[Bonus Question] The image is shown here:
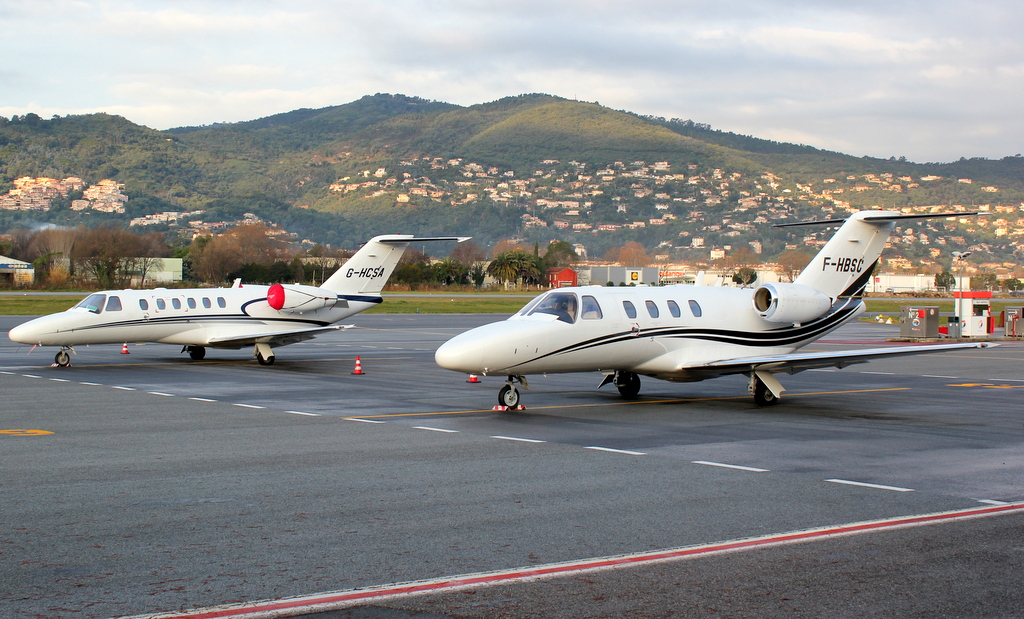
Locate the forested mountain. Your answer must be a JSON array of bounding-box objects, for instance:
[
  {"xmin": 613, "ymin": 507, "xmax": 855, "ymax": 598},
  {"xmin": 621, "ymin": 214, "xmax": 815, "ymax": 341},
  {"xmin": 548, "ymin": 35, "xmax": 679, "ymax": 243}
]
[{"xmin": 2, "ymin": 93, "xmax": 1023, "ymax": 268}]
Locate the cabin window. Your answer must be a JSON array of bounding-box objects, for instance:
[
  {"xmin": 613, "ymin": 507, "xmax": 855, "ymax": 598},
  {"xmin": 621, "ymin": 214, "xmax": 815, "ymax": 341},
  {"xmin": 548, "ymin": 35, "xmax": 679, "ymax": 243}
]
[
  {"xmin": 105, "ymin": 296, "xmax": 122, "ymax": 312},
  {"xmin": 75, "ymin": 294, "xmax": 106, "ymax": 314},
  {"xmin": 645, "ymin": 300, "xmax": 659, "ymax": 318},
  {"xmin": 139, "ymin": 299, "xmax": 149, "ymax": 311},
  {"xmin": 622, "ymin": 300, "xmax": 637, "ymax": 319},
  {"xmin": 202, "ymin": 297, "xmax": 212, "ymax": 309},
  {"xmin": 580, "ymin": 295, "xmax": 603, "ymax": 319},
  {"xmin": 688, "ymin": 300, "xmax": 703, "ymax": 317},
  {"xmin": 156, "ymin": 298, "xmax": 166, "ymax": 311},
  {"xmin": 171, "ymin": 298, "xmax": 182, "ymax": 310},
  {"xmin": 527, "ymin": 291, "xmax": 578, "ymax": 324},
  {"xmin": 187, "ymin": 298, "xmax": 197, "ymax": 310},
  {"xmin": 667, "ymin": 300, "xmax": 681, "ymax": 318},
  {"xmin": 217, "ymin": 297, "xmax": 227, "ymax": 308}
]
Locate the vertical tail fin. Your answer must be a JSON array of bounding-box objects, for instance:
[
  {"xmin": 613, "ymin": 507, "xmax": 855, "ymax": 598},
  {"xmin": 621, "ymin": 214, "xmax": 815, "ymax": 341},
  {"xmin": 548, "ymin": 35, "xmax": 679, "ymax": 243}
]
[
  {"xmin": 784, "ymin": 210, "xmax": 974, "ymax": 298},
  {"xmin": 321, "ymin": 235, "xmax": 469, "ymax": 295}
]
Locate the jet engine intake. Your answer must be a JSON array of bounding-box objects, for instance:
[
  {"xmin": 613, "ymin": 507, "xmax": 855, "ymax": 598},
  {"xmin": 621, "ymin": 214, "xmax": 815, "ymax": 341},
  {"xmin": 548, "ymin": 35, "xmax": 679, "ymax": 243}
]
[
  {"xmin": 267, "ymin": 283, "xmax": 337, "ymax": 312},
  {"xmin": 751, "ymin": 283, "xmax": 831, "ymax": 324}
]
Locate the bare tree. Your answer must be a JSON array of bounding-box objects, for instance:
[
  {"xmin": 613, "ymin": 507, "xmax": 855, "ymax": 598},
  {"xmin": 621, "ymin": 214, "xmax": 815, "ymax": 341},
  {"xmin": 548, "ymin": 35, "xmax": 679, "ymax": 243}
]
[{"xmin": 72, "ymin": 227, "xmax": 153, "ymax": 288}]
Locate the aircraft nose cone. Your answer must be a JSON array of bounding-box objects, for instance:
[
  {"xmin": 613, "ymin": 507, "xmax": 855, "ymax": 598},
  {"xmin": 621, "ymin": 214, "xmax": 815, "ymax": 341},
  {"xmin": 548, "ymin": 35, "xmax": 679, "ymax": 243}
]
[
  {"xmin": 8, "ymin": 319, "xmax": 39, "ymax": 344},
  {"xmin": 435, "ymin": 334, "xmax": 484, "ymax": 374},
  {"xmin": 8, "ymin": 314, "xmax": 63, "ymax": 345}
]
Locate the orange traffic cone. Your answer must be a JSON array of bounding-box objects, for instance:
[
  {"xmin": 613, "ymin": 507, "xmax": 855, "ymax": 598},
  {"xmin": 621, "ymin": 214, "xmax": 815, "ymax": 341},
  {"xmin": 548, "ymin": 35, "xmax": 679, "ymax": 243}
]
[
  {"xmin": 466, "ymin": 374, "xmax": 481, "ymax": 383},
  {"xmin": 121, "ymin": 343, "xmax": 130, "ymax": 354},
  {"xmin": 352, "ymin": 355, "xmax": 364, "ymax": 375}
]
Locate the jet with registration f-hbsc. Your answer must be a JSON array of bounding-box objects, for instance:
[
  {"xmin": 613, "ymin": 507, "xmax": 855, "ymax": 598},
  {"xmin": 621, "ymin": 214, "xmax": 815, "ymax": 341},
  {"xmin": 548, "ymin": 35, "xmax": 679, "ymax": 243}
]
[
  {"xmin": 435, "ymin": 211, "xmax": 993, "ymax": 408},
  {"xmin": 9, "ymin": 235, "xmax": 467, "ymax": 366}
]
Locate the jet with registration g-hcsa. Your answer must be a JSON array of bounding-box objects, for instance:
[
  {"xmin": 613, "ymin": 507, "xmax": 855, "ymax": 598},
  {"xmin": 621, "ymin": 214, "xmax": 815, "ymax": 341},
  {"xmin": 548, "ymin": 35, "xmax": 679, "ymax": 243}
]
[
  {"xmin": 435, "ymin": 210, "xmax": 995, "ymax": 408},
  {"xmin": 9, "ymin": 234, "xmax": 468, "ymax": 367}
]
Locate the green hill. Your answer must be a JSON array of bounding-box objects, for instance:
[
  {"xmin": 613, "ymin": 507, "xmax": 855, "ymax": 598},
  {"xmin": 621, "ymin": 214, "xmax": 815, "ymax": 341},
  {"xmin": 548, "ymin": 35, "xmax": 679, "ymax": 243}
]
[{"xmin": 2, "ymin": 95, "xmax": 1023, "ymax": 265}]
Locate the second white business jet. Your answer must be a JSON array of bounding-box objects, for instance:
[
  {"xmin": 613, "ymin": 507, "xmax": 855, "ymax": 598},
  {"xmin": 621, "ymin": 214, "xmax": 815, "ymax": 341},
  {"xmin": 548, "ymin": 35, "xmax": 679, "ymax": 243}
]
[
  {"xmin": 10, "ymin": 234, "xmax": 467, "ymax": 366},
  {"xmin": 435, "ymin": 210, "xmax": 992, "ymax": 407}
]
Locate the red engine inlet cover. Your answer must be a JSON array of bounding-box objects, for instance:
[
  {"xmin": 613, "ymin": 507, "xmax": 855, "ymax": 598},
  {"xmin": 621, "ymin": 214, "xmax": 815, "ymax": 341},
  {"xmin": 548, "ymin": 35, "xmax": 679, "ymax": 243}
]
[{"xmin": 267, "ymin": 283, "xmax": 285, "ymax": 310}]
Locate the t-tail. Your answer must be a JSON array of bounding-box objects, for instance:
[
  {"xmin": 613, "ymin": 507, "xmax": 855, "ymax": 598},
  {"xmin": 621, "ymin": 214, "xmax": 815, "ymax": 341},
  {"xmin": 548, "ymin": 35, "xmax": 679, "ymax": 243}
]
[
  {"xmin": 321, "ymin": 235, "xmax": 469, "ymax": 295},
  {"xmin": 783, "ymin": 210, "xmax": 976, "ymax": 299}
]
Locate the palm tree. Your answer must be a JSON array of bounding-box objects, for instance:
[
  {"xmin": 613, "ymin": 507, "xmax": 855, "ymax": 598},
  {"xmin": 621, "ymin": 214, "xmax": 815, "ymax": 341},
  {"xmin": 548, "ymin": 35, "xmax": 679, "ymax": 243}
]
[{"xmin": 487, "ymin": 252, "xmax": 521, "ymax": 287}]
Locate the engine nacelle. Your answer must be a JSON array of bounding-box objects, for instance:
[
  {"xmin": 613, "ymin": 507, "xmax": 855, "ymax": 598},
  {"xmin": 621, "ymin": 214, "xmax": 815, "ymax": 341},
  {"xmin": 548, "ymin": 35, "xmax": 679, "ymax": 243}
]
[
  {"xmin": 267, "ymin": 283, "xmax": 337, "ymax": 312},
  {"xmin": 751, "ymin": 283, "xmax": 831, "ymax": 324}
]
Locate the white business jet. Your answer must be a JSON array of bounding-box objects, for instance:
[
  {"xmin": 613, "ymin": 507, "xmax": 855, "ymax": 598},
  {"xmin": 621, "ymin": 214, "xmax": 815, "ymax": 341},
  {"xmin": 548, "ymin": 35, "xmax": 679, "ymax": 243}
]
[
  {"xmin": 10, "ymin": 234, "xmax": 467, "ymax": 366},
  {"xmin": 435, "ymin": 210, "xmax": 992, "ymax": 407}
]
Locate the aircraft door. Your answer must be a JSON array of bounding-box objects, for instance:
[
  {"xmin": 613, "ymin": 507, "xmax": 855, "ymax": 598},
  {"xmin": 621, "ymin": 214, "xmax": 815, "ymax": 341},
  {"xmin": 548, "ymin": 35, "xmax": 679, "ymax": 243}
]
[{"xmin": 608, "ymin": 293, "xmax": 664, "ymax": 367}]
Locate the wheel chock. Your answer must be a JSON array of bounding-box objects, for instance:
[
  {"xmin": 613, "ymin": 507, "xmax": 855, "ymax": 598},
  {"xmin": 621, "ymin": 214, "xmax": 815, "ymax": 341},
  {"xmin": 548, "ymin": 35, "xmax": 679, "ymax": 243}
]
[
  {"xmin": 467, "ymin": 374, "xmax": 481, "ymax": 383},
  {"xmin": 492, "ymin": 405, "xmax": 507, "ymax": 411}
]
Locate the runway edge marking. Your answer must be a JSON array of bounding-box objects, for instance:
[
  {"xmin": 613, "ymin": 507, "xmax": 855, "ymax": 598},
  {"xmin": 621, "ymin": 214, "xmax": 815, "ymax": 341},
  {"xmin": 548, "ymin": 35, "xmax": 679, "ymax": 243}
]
[{"xmin": 117, "ymin": 502, "xmax": 1024, "ymax": 619}]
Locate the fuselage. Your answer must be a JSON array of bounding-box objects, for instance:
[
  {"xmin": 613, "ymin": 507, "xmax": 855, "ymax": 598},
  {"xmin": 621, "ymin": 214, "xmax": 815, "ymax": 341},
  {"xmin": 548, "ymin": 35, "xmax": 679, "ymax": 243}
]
[
  {"xmin": 435, "ymin": 284, "xmax": 863, "ymax": 382},
  {"xmin": 8, "ymin": 286, "xmax": 380, "ymax": 348}
]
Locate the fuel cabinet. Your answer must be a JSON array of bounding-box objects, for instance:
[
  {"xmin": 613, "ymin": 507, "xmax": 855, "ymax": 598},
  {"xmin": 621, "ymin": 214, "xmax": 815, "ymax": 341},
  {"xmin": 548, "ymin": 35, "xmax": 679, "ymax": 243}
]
[{"xmin": 900, "ymin": 306, "xmax": 940, "ymax": 338}]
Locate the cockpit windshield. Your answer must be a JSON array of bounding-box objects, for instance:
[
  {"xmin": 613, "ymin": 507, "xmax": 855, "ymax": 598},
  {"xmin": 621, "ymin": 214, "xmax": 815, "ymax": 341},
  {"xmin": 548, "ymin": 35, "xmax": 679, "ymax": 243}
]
[
  {"xmin": 73, "ymin": 293, "xmax": 106, "ymax": 314},
  {"xmin": 525, "ymin": 291, "xmax": 578, "ymax": 324}
]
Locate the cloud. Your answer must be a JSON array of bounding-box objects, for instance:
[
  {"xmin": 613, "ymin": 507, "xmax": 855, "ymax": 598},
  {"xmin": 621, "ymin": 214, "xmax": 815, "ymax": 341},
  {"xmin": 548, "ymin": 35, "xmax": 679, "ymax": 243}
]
[{"xmin": 2, "ymin": 0, "xmax": 1023, "ymax": 161}]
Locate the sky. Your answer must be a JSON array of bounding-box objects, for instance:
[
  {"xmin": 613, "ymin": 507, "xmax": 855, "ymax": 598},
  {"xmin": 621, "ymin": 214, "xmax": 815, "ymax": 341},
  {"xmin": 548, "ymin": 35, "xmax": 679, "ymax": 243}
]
[{"xmin": 2, "ymin": 0, "xmax": 1022, "ymax": 163}]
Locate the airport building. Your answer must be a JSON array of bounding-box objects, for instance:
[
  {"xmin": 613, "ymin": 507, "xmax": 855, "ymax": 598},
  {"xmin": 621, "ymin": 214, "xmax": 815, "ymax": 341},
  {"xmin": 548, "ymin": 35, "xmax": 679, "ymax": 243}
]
[{"xmin": 0, "ymin": 255, "xmax": 34, "ymax": 286}]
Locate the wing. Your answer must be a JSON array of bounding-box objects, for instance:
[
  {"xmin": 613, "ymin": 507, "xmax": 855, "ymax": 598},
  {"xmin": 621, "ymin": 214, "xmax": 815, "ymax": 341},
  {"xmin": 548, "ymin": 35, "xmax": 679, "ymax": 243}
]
[
  {"xmin": 206, "ymin": 324, "xmax": 354, "ymax": 349},
  {"xmin": 692, "ymin": 342, "xmax": 995, "ymax": 379}
]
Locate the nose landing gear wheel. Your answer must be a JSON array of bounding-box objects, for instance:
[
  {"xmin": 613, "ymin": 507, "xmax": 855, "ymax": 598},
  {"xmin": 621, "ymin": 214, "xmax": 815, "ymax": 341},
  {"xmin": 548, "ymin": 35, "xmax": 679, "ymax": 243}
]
[
  {"xmin": 187, "ymin": 346, "xmax": 206, "ymax": 361},
  {"xmin": 55, "ymin": 349, "xmax": 71, "ymax": 367},
  {"xmin": 498, "ymin": 384, "xmax": 520, "ymax": 408}
]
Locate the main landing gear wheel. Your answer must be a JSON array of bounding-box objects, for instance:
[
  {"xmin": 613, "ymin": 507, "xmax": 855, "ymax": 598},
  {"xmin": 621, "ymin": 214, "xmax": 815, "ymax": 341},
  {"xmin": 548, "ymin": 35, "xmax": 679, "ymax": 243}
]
[
  {"xmin": 615, "ymin": 371, "xmax": 641, "ymax": 399},
  {"xmin": 752, "ymin": 377, "xmax": 779, "ymax": 407},
  {"xmin": 187, "ymin": 346, "xmax": 206, "ymax": 361},
  {"xmin": 498, "ymin": 384, "xmax": 520, "ymax": 408},
  {"xmin": 54, "ymin": 349, "xmax": 71, "ymax": 367},
  {"xmin": 256, "ymin": 351, "xmax": 275, "ymax": 366}
]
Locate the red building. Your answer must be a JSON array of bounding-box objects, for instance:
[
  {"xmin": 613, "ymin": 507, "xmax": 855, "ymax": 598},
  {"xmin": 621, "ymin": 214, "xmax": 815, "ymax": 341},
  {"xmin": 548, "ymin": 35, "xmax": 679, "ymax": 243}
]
[{"xmin": 546, "ymin": 267, "xmax": 578, "ymax": 288}]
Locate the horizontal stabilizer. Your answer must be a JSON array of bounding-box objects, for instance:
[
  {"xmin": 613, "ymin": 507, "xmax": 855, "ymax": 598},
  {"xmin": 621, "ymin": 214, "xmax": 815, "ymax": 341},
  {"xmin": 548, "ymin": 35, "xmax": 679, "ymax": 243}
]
[{"xmin": 776, "ymin": 211, "xmax": 979, "ymax": 228}]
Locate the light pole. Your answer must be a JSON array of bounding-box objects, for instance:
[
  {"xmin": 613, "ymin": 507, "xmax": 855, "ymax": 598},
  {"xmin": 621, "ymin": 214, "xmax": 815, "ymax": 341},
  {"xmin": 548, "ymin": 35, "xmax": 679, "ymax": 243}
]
[{"xmin": 951, "ymin": 251, "xmax": 972, "ymax": 332}]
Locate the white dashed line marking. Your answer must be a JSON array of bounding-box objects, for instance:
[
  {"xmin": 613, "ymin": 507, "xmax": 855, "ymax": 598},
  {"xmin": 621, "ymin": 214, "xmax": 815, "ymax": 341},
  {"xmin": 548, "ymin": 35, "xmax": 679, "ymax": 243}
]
[
  {"xmin": 825, "ymin": 479, "xmax": 914, "ymax": 492},
  {"xmin": 22, "ymin": 374, "xmax": 41, "ymax": 379},
  {"xmin": 111, "ymin": 386, "xmax": 135, "ymax": 391},
  {"xmin": 922, "ymin": 375, "xmax": 957, "ymax": 379},
  {"xmin": 586, "ymin": 446, "xmax": 646, "ymax": 456},
  {"xmin": 977, "ymin": 499, "xmax": 1009, "ymax": 506},
  {"xmin": 234, "ymin": 403, "xmax": 264, "ymax": 409},
  {"xmin": 148, "ymin": 391, "xmax": 174, "ymax": 397},
  {"xmin": 491, "ymin": 435, "xmax": 546, "ymax": 443},
  {"xmin": 79, "ymin": 381, "xmax": 101, "ymax": 386},
  {"xmin": 285, "ymin": 410, "xmax": 320, "ymax": 416},
  {"xmin": 414, "ymin": 426, "xmax": 459, "ymax": 433},
  {"xmin": 860, "ymin": 371, "xmax": 895, "ymax": 375},
  {"xmin": 189, "ymin": 397, "xmax": 217, "ymax": 402},
  {"xmin": 693, "ymin": 460, "xmax": 769, "ymax": 472},
  {"xmin": 345, "ymin": 418, "xmax": 385, "ymax": 424},
  {"xmin": 49, "ymin": 378, "xmax": 70, "ymax": 382},
  {"xmin": 0, "ymin": 370, "xmax": 14, "ymax": 375}
]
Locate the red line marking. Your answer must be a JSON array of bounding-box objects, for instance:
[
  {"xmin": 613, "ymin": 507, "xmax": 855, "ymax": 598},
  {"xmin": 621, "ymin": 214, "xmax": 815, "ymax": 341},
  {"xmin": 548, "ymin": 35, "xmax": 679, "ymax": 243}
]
[{"xmin": 124, "ymin": 502, "xmax": 1024, "ymax": 619}]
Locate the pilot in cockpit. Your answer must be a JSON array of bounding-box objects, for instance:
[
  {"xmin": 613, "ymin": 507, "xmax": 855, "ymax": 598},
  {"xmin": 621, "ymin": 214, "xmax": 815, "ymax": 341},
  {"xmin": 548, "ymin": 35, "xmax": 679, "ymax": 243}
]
[{"xmin": 531, "ymin": 292, "xmax": 577, "ymax": 323}]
